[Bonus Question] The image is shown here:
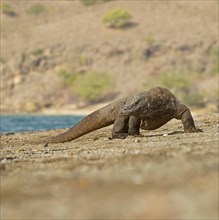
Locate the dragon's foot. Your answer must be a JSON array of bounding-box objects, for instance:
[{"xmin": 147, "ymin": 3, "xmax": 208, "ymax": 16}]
[
  {"xmin": 184, "ymin": 127, "xmax": 203, "ymax": 133},
  {"xmin": 110, "ymin": 133, "xmax": 128, "ymax": 139}
]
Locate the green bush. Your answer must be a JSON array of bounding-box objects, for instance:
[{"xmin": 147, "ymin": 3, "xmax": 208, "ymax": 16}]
[
  {"xmin": 1, "ymin": 3, "xmax": 16, "ymax": 16},
  {"xmin": 155, "ymin": 70, "xmax": 205, "ymax": 106},
  {"xmin": 59, "ymin": 69, "xmax": 111, "ymax": 103},
  {"xmin": 210, "ymin": 47, "xmax": 219, "ymax": 76},
  {"xmin": 210, "ymin": 65, "xmax": 219, "ymax": 75},
  {"xmin": 32, "ymin": 48, "xmax": 43, "ymax": 56},
  {"xmin": 159, "ymin": 72, "xmax": 190, "ymax": 91},
  {"xmin": 183, "ymin": 92, "xmax": 204, "ymax": 106},
  {"xmin": 80, "ymin": 0, "xmax": 110, "ymax": 6},
  {"xmin": 26, "ymin": 4, "xmax": 46, "ymax": 15},
  {"xmin": 58, "ymin": 70, "xmax": 77, "ymax": 86},
  {"xmin": 144, "ymin": 34, "xmax": 156, "ymax": 45},
  {"xmin": 75, "ymin": 55, "xmax": 93, "ymax": 66},
  {"xmin": 102, "ymin": 8, "xmax": 132, "ymax": 28}
]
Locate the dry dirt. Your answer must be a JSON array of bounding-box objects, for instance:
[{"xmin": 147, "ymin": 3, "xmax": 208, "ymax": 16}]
[{"xmin": 0, "ymin": 113, "xmax": 218, "ymax": 219}]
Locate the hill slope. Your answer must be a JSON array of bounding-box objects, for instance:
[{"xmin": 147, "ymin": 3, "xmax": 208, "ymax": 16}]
[{"xmin": 1, "ymin": 0, "xmax": 218, "ymax": 113}]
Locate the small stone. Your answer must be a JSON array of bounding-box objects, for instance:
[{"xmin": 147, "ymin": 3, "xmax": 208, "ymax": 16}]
[
  {"xmin": 163, "ymin": 134, "xmax": 168, "ymax": 137},
  {"xmin": 1, "ymin": 158, "xmax": 8, "ymax": 164},
  {"xmin": 132, "ymin": 175, "xmax": 144, "ymax": 185},
  {"xmin": 13, "ymin": 75, "xmax": 22, "ymax": 85},
  {"xmin": 134, "ymin": 150, "xmax": 141, "ymax": 154},
  {"xmin": 23, "ymin": 102, "xmax": 39, "ymax": 112},
  {"xmin": 135, "ymin": 139, "xmax": 141, "ymax": 143},
  {"xmin": 93, "ymin": 137, "xmax": 99, "ymax": 141}
]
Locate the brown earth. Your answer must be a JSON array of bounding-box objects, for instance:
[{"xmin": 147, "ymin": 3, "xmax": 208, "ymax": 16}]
[
  {"xmin": 1, "ymin": 113, "xmax": 218, "ymax": 219},
  {"xmin": 1, "ymin": 0, "xmax": 218, "ymax": 113}
]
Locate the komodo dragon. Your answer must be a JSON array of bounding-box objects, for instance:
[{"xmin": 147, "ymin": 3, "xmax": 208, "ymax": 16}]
[{"xmin": 44, "ymin": 87, "xmax": 202, "ymax": 146}]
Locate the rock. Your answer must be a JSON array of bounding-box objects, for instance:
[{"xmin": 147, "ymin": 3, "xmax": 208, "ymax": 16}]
[
  {"xmin": 134, "ymin": 139, "xmax": 141, "ymax": 143},
  {"xmin": 22, "ymin": 102, "xmax": 40, "ymax": 112},
  {"xmin": 1, "ymin": 158, "xmax": 8, "ymax": 164},
  {"xmin": 13, "ymin": 74, "xmax": 23, "ymax": 85}
]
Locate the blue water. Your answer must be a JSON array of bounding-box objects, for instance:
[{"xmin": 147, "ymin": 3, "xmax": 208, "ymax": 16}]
[{"xmin": 0, "ymin": 115, "xmax": 84, "ymax": 134}]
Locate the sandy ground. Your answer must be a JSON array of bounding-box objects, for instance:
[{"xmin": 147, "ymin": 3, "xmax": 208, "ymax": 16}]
[
  {"xmin": 0, "ymin": 113, "xmax": 218, "ymax": 219},
  {"xmin": 40, "ymin": 102, "xmax": 111, "ymax": 116}
]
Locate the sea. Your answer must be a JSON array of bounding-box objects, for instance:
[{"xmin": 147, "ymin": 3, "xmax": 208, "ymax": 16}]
[{"xmin": 0, "ymin": 115, "xmax": 84, "ymax": 134}]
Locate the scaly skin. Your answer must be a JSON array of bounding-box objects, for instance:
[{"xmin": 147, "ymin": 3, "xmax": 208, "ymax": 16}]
[
  {"xmin": 44, "ymin": 87, "xmax": 202, "ymax": 146},
  {"xmin": 44, "ymin": 97, "xmax": 129, "ymax": 146}
]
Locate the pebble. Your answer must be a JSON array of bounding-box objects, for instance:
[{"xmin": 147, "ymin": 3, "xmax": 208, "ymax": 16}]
[
  {"xmin": 1, "ymin": 158, "xmax": 8, "ymax": 164},
  {"xmin": 0, "ymin": 157, "xmax": 14, "ymax": 164},
  {"xmin": 134, "ymin": 139, "xmax": 141, "ymax": 143},
  {"xmin": 132, "ymin": 175, "xmax": 144, "ymax": 185},
  {"xmin": 163, "ymin": 134, "xmax": 169, "ymax": 137}
]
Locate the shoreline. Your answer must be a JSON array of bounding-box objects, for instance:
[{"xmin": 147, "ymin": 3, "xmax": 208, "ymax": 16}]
[
  {"xmin": 1, "ymin": 106, "xmax": 217, "ymax": 116},
  {"xmin": 1, "ymin": 102, "xmax": 111, "ymax": 116}
]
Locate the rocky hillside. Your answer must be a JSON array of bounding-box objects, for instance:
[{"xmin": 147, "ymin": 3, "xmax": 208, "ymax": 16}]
[{"xmin": 1, "ymin": 0, "xmax": 218, "ymax": 113}]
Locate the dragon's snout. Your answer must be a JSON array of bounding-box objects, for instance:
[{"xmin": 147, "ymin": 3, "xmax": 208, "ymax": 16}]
[{"xmin": 121, "ymin": 101, "xmax": 140, "ymax": 115}]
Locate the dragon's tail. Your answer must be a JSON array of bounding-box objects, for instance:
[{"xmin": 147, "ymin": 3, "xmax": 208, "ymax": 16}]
[{"xmin": 44, "ymin": 103, "xmax": 118, "ymax": 146}]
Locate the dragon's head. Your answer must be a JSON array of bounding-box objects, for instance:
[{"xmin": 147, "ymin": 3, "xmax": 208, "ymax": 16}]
[{"xmin": 121, "ymin": 95, "xmax": 147, "ymax": 116}]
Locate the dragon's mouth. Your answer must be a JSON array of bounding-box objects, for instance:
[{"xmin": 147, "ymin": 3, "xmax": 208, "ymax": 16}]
[
  {"xmin": 120, "ymin": 111, "xmax": 131, "ymax": 116},
  {"xmin": 120, "ymin": 109, "xmax": 141, "ymax": 118}
]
